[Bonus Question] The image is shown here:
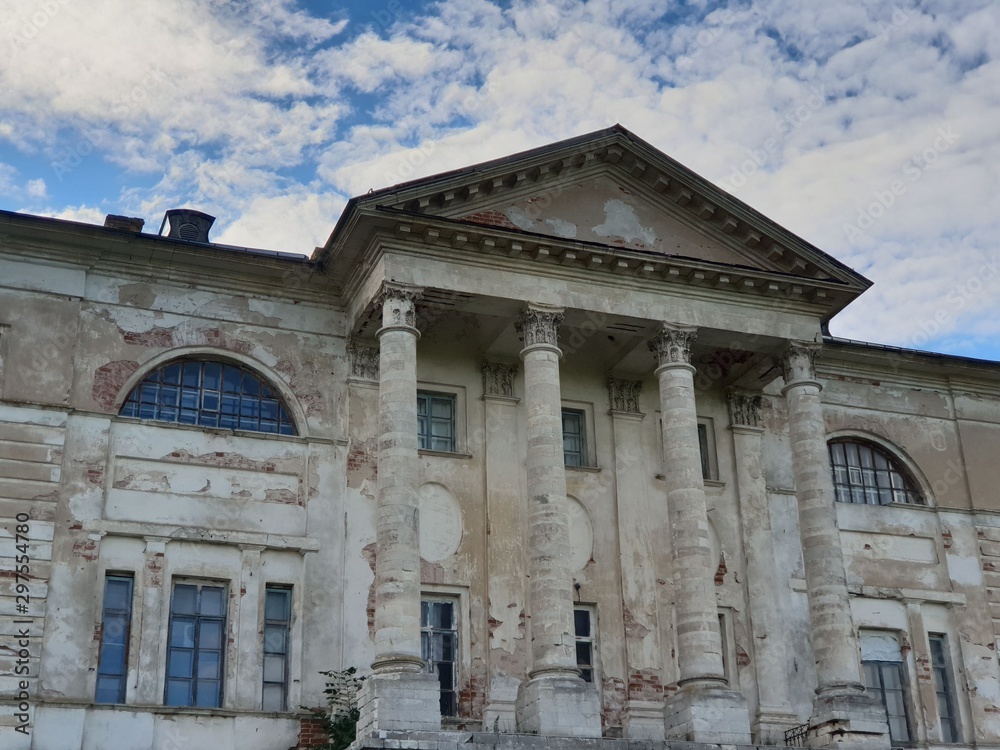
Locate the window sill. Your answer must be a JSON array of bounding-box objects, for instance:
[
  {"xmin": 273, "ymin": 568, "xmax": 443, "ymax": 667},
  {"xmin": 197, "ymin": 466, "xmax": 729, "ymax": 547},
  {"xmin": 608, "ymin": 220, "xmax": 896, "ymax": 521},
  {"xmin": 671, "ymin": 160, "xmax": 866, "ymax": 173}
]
[
  {"xmin": 419, "ymin": 448, "xmax": 472, "ymax": 459},
  {"xmin": 566, "ymin": 464, "xmax": 602, "ymax": 473}
]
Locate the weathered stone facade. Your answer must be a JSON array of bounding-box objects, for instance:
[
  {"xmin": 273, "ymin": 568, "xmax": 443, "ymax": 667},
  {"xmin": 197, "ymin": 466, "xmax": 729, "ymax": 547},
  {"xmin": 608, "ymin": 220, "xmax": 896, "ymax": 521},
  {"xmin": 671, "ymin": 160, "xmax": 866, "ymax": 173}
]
[{"xmin": 2, "ymin": 126, "xmax": 1000, "ymax": 750}]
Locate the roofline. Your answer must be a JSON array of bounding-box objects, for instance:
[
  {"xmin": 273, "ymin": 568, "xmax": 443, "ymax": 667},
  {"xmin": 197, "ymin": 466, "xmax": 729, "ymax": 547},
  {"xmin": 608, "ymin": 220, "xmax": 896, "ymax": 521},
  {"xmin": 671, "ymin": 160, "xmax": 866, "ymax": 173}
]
[
  {"xmin": 824, "ymin": 335, "xmax": 1000, "ymax": 370},
  {"xmin": 0, "ymin": 208, "xmax": 312, "ymax": 264}
]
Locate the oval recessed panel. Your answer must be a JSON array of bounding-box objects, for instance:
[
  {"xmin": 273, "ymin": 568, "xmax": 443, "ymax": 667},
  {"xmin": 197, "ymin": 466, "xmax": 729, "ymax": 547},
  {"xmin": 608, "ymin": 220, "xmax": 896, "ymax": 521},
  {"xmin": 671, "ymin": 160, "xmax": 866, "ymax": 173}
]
[{"xmin": 418, "ymin": 482, "xmax": 463, "ymax": 562}]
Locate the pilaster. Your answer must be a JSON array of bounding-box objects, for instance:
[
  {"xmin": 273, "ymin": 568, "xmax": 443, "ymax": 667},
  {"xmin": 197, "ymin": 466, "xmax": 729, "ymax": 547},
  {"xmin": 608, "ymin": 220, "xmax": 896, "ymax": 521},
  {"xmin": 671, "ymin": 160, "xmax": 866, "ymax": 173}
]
[
  {"xmin": 608, "ymin": 378, "xmax": 666, "ymax": 740},
  {"xmin": 651, "ymin": 324, "xmax": 750, "ymax": 744},
  {"xmin": 514, "ymin": 304, "xmax": 601, "ymax": 738},
  {"xmin": 727, "ymin": 390, "xmax": 799, "ymax": 743},
  {"xmin": 780, "ymin": 342, "xmax": 889, "ymax": 750}
]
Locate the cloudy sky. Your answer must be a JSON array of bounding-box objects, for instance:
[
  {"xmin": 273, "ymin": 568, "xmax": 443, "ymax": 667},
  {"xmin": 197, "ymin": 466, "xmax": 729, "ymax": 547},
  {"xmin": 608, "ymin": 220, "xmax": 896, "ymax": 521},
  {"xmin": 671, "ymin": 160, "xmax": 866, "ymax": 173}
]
[{"xmin": 2, "ymin": 0, "xmax": 998, "ymax": 359}]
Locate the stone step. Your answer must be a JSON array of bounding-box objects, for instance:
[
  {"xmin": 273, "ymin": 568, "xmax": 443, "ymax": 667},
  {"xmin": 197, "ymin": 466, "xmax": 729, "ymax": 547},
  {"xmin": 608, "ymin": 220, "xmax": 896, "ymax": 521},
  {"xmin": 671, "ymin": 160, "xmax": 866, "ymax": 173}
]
[{"xmin": 351, "ymin": 731, "xmax": 777, "ymax": 750}]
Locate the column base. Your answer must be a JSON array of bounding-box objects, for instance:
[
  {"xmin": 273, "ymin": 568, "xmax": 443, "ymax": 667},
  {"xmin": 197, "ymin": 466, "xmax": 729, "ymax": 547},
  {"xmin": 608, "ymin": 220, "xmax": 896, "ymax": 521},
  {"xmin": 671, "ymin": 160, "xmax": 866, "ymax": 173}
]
[
  {"xmin": 515, "ymin": 675, "xmax": 601, "ymax": 738},
  {"xmin": 355, "ymin": 670, "xmax": 442, "ymax": 739},
  {"xmin": 663, "ymin": 685, "xmax": 752, "ymax": 744},
  {"xmin": 755, "ymin": 708, "xmax": 805, "ymax": 745},
  {"xmin": 623, "ymin": 699, "xmax": 666, "ymax": 740},
  {"xmin": 806, "ymin": 693, "xmax": 891, "ymax": 750}
]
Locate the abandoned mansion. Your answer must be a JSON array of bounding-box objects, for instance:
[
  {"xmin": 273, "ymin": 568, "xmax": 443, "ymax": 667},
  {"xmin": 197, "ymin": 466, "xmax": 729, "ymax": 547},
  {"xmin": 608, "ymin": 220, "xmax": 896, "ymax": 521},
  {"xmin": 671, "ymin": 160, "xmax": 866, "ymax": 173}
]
[{"xmin": 2, "ymin": 126, "xmax": 1000, "ymax": 750}]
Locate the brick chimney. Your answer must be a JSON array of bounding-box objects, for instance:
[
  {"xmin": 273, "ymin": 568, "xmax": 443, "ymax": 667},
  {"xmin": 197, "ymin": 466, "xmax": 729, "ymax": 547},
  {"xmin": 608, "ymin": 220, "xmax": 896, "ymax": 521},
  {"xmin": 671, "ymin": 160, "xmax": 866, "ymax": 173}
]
[{"xmin": 104, "ymin": 214, "xmax": 145, "ymax": 232}]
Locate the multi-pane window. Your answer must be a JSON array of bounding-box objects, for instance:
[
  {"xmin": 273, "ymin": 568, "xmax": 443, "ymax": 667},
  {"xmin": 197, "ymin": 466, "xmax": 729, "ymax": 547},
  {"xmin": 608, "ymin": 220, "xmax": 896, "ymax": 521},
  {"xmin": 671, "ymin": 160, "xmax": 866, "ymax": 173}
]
[
  {"xmin": 120, "ymin": 359, "xmax": 296, "ymax": 435},
  {"xmin": 574, "ymin": 607, "xmax": 595, "ymax": 683},
  {"xmin": 562, "ymin": 408, "xmax": 586, "ymax": 467},
  {"xmin": 417, "ymin": 391, "xmax": 456, "ymax": 452},
  {"xmin": 165, "ymin": 582, "xmax": 227, "ymax": 708},
  {"xmin": 697, "ymin": 423, "xmax": 712, "ymax": 480},
  {"xmin": 263, "ymin": 587, "xmax": 292, "ymax": 712},
  {"xmin": 421, "ymin": 598, "xmax": 457, "ymax": 716},
  {"xmin": 861, "ymin": 632, "xmax": 912, "ymax": 746},
  {"xmin": 829, "ymin": 440, "xmax": 922, "ymax": 505},
  {"xmin": 95, "ymin": 574, "xmax": 134, "ymax": 704},
  {"xmin": 929, "ymin": 634, "xmax": 959, "ymax": 742}
]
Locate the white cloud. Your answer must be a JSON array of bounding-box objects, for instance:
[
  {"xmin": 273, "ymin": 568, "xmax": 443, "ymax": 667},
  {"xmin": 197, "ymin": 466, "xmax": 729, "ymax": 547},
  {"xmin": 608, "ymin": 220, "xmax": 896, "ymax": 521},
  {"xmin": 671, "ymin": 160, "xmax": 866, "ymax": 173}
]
[{"xmin": 26, "ymin": 178, "xmax": 46, "ymax": 198}]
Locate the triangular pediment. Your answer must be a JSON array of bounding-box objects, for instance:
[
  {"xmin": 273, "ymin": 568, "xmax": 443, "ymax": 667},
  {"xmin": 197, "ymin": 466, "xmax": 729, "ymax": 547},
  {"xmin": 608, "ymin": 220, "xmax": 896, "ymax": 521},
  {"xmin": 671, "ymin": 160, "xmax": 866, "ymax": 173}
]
[
  {"xmin": 322, "ymin": 126, "xmax": 871, "ymax": 315},
  {"xmin": 454, "ymin": 173, "xmax": 765, "ymax": 270}
]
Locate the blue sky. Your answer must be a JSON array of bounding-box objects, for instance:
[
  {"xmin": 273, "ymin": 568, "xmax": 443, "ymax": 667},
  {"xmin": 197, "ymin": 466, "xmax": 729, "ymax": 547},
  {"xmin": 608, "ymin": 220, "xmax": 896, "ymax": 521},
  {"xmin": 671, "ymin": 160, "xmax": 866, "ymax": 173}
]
[{"xmin": 2, "ymin": 0, "xmax": 998, "ymax": 360}]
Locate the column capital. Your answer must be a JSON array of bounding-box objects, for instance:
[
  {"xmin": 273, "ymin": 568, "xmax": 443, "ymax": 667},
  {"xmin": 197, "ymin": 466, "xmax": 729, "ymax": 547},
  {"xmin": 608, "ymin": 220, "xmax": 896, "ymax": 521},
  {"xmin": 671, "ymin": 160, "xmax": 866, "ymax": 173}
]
[
  {"xmin": 482, "ymin": 361, "xmax": 518, "ymax": 399},
  {"xmin": 608, "ymin": 377, "xmax": 643, "ymax": 415},
  {"xmin": 727, "ymin": 389, "xmax": 763, "ymax": 429},
  {"xmin": 377, "ymin": 282, "xmax": 423, "ymax": 338},
  {"xmin": 516, "ymin": 304, "xmax": 564, "ymax": 354},
  {"xmin": 779, "ymin": 341, "xmax": 822, "ymax": 392},
  {"xmin": 649, "ymin": 324, "xmax": 697, "ymax": 371}
]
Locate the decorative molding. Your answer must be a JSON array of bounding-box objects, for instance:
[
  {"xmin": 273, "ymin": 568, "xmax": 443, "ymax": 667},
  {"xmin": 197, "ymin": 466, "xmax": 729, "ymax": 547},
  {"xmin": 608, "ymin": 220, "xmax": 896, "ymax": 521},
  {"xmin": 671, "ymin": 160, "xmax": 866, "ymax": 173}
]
[
  {"xmin": 482, "ymin": 361, "xmax": 518, "ymax": 398},
  {"xmin": 727, "ymin": 390, "xmax": 762, "ymax": 428},
  {"xmin": 515, "ymin": 305, "xmax": 564, "ymax": 349},
  {"xmin": 377, "ymin": 282, "xmax": 423, "ymax": 328},
  {"xmin": 649, "ymin": 324, "xmax": 697, "ymax": 367},
  {"xmin": 349, "ymin": 343, "xmax": 380, "ymax": 381},
  {"xmin": 779, "ymin": 341, "xmax": 822, "ymax": 386},
  {"xmin": 608, "ymin": 378, "xmax": 642, "ymax": 413}
]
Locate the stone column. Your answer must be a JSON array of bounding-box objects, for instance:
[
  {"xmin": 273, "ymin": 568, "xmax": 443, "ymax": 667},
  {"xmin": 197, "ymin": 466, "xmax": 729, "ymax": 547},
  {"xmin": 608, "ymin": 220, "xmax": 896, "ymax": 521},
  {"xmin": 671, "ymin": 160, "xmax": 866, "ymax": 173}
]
[
  {"xmin": 727, "ymin": 390, "xmax": 799, "ymax": 743},
  {"xmin": 609, "ymin": 378, "xmax": 666, "ymax": 740},
  {"xmin": 235, "ymin": 545, "xmax": 264, "ymax": 708},
  {"xmin": 650, "ymin": 324, "xmax": 751, "ymax": 744},
  {"xmin": 780, "ymin": 342, "xmax": 889, "ymax": 749},
  {"xmin": 514, "ymin": 304, "xmax": 601, "ymax": 738},
  {"xmin": 356, "ymin": 282, "xmax": 441, "ymax": 737}
]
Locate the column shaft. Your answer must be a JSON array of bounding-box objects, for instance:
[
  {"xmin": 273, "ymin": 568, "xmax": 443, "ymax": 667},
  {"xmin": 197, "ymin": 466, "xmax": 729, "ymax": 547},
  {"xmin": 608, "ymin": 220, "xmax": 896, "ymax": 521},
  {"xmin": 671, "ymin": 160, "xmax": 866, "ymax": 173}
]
[
  {"xmin": 781, "ymin": 345, "xmax": 864, "ymax": 694},
  {"xmin": 372, "ymin": 285, "xmax": 424, "ymax": 669}
]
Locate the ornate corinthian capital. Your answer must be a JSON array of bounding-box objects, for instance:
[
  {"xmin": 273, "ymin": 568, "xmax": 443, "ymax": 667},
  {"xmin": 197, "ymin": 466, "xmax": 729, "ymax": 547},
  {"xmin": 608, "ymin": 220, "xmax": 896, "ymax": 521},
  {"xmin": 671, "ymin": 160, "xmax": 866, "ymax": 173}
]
[
  {"xmin": 727, "ymin": 390, "xmax": 763, "ymax": 428},
  {"xmin": 608, "ymin": 378, "xmax": 643, "ymax": 413},
  {"xmin": 377, "ymin": 282, "xmax": 423, "ymax": 329},
  {"xmin": 779, "ymin": 341, "xmax": 821, "ymax": 386},
  {"xmin": 649, "ymin": 324, "xmax": 697, "ymax": 367},
  {"xmin": 515, "ymin": 305, "xmax": 563, "ymax": 349},
  {"xmin": 482, "ymin": 361, "xmax": 518, "ymax": 398}
]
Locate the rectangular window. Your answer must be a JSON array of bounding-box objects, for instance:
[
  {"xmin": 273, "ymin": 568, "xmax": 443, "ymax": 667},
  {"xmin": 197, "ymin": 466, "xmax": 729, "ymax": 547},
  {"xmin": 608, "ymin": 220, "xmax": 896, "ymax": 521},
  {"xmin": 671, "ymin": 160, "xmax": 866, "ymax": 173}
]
[
  {"xmin": 861, "ymin": 631, "xmax": 912, "ymax": 746},
  {"xmin": 929, "ymin": 634, "xmax": 959, "ymax": 742},
  {"xmin": 263, "ymin": 586, "xmax": 292, "ymax": 712},
  {"xmin": 96, "ymin": 574, "xmax": 134, "ymax": 704},
  {"xmin": 574, "ymin": 607, "xmax": 595, "ymax": 683},
  {"xmin": 418, "ymin": 391, "xmax": 456, "ymax": 452},
  {"xmin": 562, "ymin": 408, "xmax": 586, "ymax": 467},
  {"xmin": 165, "ymin": 581, "xmax": 227, "ymax": 708},
  {"xmin": 421, "ymin": 598, "xmax": 458, "ymax": 716},
  {"xmin": 698, "ymin": 423, "xmax": 712, "ymax": 479}
]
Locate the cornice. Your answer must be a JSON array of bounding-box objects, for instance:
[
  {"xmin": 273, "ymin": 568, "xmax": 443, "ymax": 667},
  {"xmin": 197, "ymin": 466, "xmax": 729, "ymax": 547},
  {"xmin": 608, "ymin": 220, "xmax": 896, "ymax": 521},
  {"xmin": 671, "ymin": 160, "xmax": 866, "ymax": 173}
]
[{"xmin": 366, "ymin": 211, "xmax": 852, "ymax": 314}]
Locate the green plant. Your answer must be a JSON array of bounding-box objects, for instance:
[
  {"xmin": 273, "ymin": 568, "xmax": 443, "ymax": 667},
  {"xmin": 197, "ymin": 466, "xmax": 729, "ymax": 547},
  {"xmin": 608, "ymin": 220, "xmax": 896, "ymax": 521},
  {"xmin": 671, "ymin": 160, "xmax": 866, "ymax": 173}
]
[{"xmin": 304, "ymin": 667, "xmax": 366, "ymax": 750}]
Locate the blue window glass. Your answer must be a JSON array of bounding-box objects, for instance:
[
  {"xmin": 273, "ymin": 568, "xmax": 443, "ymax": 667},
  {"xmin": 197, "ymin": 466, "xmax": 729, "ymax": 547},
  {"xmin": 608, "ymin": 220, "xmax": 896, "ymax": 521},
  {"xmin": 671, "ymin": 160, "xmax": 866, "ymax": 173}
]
[
  {"xmin": 262, "ymin": 587, "xmax": 292, "ymax": 711},
  {"xmin": 417, "ymin": 392, "xmax": 456, "ymax": 452},
  {"xmin": 562, "ymin": 408, "xmax": 586, "ymax": 467},
  {"xmin": 165, "ymin": 582, "xmax": 227, "ymax": 708},
  {"xmin": 96, "ymin": 574, "xmax": 134, "ymax": 704},
  {"xmin": 120, "ymin": 359, "xmax": 296, "ymax": 436}
]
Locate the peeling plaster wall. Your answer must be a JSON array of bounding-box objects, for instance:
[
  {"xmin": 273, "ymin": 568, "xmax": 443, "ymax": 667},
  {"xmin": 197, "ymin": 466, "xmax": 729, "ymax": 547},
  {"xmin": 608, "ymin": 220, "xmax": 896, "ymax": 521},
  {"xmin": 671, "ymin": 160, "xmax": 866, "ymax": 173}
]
[{"xmin": 3, "ymin": 240, "xmax": 1000, "ymax": 750}]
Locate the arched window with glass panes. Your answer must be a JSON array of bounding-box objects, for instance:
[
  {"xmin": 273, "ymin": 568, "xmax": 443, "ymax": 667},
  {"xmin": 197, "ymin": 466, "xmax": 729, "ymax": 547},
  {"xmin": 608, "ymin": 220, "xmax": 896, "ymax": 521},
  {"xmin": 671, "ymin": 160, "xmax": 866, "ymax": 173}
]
[
  {"xmin": 828, "ymin": 438, "xmax": 923, "ymax": 505},
  {"xmin": 119, "ymin": 358, "xmax": 297, "ymax": 435}
]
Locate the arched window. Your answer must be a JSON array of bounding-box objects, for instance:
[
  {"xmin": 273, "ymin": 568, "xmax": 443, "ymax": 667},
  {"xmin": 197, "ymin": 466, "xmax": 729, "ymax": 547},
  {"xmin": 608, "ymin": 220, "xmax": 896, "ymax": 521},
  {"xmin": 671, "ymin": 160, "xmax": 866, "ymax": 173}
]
[
  {"xmin": 828, "ymin": 439, "xmax": 922, "ymax": 505},
  {"xmin": 119, "ymin": 359, "xmax": 297, "ymax": 435}
]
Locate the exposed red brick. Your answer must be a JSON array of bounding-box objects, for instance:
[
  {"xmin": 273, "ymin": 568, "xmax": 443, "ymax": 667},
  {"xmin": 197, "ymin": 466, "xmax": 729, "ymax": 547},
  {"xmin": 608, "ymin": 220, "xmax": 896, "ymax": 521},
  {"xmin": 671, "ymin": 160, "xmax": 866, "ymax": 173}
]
[
  {"xmin": 72, "ymin": 538, "xmax": 99, "ymax": 562},
  {"xmin": 296, "ymin": 716, "xmax": 329, "ymax": 748},
  {"xmin": 626, "ymin": 669, "xmax": 663, "ymax": 701},
  {"xmin": 601, "ymin": 676, "xmax": 626, "ymax": 734},
  {"xmin": 123, "ymin": 328, "xmax": 175, "ymax": 347},
  {"xmin": 714, "ymin": 559, "xmax": 728, "ymax": 585},
  {"xmin": 460, "ymin": 210, "xmax": 518, "ymax": 230},
  {"xmin": 92, "ymin": 360, "xmax": 140, "ymax": 410}
]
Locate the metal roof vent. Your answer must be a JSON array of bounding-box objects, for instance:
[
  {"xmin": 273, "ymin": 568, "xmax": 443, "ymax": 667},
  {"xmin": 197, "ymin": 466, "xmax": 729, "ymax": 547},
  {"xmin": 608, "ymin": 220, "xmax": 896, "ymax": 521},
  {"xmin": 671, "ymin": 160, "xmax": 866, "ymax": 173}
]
[{"xmin": 159, "ymin": 209, "xmax": 215, "ymax": 243}]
